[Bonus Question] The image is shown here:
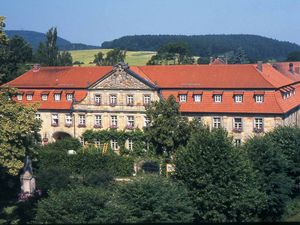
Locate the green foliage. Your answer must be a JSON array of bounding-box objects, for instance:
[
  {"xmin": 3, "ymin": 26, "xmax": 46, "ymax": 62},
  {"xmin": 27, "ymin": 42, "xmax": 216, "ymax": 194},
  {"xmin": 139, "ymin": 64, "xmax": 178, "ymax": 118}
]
[
  {"xmin": 0, "ymin": 87, "xmax": 41, "ymax": 176},
  {"xmin": 34, "ymin": 27, "xmax": 73, "ymax": 66},
  {"xmin": 174, "ymin": 124, "xmax": 265, "ymax": 222},
  {"xmin": 286, "ymin": 51, "xmax": 300, "ymax": 61},
  {"xmin": 145, "ymin": 95, "xmax": 191, "ymax": 157},
  {"xmin": 147, "ymin": 41, "xmax": 194, "ymax": 65},
  {"xmin": 33, "ymin": 186, "xmax": 122, "ymax": 224},
  {"xmin": 102, "ymin": 34, "xmax": 300, "ymax": 61},
  {"xmin": 244, "ymin": 135, "xmax": 293, "ymax": 221},
  {"xmin": 93, "ymin": 48, "xmax": 126, "ymax": 66},
  {"xmin": 83, "ymin": 170, "xmax": 114, "ymax": 187},
  {"xmin": 110, "ymin": 175, "xmax": 196, "ymax": 223},
  {"xmin": 226, "ymin": 47, "xmax": 250, "ymax": 64}
]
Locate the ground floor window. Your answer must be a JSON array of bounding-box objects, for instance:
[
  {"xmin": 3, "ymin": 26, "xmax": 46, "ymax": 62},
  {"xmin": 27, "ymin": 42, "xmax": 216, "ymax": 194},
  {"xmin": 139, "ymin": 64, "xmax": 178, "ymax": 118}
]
[
  {"xmin": 128, "ymin": 139, "xmax": 133, "ymax": 150},
  {"xmin": 234, "ymin": 139, "xmax": 241, "ymax": 147},
  {"xmin": 213, "ymin": 117, "xmax": 221, "ymax": 128},
  {"xmin": 111, "ymin": 139, "xmax": 119, "ymax": 151}
]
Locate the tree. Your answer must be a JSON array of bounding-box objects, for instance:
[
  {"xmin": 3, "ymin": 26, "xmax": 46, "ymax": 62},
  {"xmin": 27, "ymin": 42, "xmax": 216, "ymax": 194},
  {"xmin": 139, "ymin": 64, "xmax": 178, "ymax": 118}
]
[
  {"xmin": 147, "ymin": 41, "xmax": 194, "ymax": 65},
  {"xmin": 174, "ymin": 123, "xmax": 265, "ymax": 222},
  {"xmin": 92, "ymin": 49, "xmax": 126, "ymax": 66},
  {"xmin": 0, "ymin": 87, "xmax": 41, "ymax": 176},
  {"xmin": 244, "ymin": 135, "xmax": 293, "ymax": 221},
  {"xmin": 93, "ymin": 51, "xmax": 104, "ymax": 65},
  {"xmin": 33, "ymin": 186, "xmax": 122, "ymax": 224},
  {"xmin": 227, "ymin": 47, "xmax": 250, "ymax": 64},
  {"xmin": 286, "ymin": 51, "xmax": 300, "ymax": 61},
  {"xmin": 110, "ymin": 175, "xmax": 196, "ymax": 223},
  {"xmin": 145, "ymin": 95, "xmax": 191, "ymax": 157},
  {"xmin": 34, "ymin": 27, "xmax": 72, "ymax": 66}
]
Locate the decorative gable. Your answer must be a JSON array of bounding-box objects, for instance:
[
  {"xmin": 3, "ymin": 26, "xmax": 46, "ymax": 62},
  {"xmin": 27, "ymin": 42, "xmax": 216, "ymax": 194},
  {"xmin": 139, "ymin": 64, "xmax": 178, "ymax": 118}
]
[{"xmin": 90, "ymin": 63, "xmax": 153, "ymax": 90}]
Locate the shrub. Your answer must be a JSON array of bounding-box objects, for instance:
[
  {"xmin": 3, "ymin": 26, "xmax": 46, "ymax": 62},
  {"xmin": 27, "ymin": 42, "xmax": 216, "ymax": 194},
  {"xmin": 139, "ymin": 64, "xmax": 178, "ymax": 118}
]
[{"xmin": 83, "ymin": 170, "xmax": 114, "ymax": 187}]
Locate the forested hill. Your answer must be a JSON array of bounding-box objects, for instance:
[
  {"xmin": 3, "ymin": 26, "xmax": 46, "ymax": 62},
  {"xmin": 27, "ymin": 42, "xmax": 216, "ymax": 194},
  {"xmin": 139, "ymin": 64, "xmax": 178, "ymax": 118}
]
[
  {"xmin": 6, "ymin": 30, "xmax": 101, "ymax": 51},
  {"xmin": 101, "ymin": 34, "xmax": 300, "ymax": 61}
]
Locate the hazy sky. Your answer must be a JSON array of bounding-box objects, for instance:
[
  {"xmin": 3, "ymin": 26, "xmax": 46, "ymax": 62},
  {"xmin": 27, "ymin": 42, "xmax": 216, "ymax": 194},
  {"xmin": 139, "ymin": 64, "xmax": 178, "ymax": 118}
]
[{"xmin": 1, "ymin": 0, "xmax": 300, "ymax": 46}]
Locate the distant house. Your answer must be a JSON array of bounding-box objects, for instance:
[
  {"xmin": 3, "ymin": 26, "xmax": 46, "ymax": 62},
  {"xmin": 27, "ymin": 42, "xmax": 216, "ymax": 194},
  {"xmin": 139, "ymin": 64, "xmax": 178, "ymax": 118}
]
[{"xmin": 4, "ymin": 61, "xmax": 300, "ymax": 149}]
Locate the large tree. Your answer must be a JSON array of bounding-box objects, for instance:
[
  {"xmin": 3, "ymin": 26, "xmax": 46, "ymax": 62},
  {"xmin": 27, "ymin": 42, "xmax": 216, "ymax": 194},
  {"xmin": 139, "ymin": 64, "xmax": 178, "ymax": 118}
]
[
  {"xmin": 174, "ymin": 122, "xmax": 265, "ymax": 222},
  {"xmin": 144, "ymin": 95, "xmax": 191, "ymax": 158},
  {"xmin": 34, "ymin": 27, "xmax": 72, "ymax": 66},
  {"xmin": 93, "ymin": 49, "xmax": 126, "ymax": 66}
]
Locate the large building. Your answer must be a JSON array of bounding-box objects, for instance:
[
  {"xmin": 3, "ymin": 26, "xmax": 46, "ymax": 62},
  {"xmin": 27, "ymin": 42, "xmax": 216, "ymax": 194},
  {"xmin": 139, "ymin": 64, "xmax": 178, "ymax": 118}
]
[{"xmin": 4, "ymin": 61, "xmax": 300, "ymax": 148}]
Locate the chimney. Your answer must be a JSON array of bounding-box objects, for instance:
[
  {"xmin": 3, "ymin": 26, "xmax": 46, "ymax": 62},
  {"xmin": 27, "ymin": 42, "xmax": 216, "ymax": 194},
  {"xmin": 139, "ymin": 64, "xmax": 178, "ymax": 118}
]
[
  {"xmin": 257, "ymin": 61, "xmax": 263, "ymax": 72},
  {"xmin": 32, "ymin": 64, "xmax": 40, "ymax": 72},
  {"xmin": 289, "ymin": 63, "xmax": 294, "ymax": 73}
]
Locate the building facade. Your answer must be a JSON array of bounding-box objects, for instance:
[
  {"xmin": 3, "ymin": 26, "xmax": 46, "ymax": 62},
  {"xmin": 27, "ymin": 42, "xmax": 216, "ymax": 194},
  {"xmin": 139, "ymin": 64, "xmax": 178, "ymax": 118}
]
[{"xmin": 4, "ymin": 61, "xmax": 300, "ymax": 147}]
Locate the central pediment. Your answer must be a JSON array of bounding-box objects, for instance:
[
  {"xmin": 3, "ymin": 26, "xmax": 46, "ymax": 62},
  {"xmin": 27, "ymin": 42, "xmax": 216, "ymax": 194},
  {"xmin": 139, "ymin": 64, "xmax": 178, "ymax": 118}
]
[{"xmin": 90, "ymin": 63, "xmax": 154, "ymax": 90}]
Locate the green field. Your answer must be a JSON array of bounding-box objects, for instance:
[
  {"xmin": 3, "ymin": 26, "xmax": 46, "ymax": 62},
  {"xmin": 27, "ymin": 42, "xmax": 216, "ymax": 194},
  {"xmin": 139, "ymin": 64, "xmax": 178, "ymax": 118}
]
[{"xmin": 69, "ymin": 49, "xmax": 156, "ymax": 66}]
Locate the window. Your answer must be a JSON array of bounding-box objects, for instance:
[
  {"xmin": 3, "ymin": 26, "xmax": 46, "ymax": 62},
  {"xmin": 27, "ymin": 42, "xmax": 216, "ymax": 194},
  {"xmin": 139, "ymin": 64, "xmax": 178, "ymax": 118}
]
[
  {"xmin": 79, "ymin": 137, "xmax": 85, "ymax": 145},
  {"xmin": 214, "ymin": 95, "xmax": 222, "ymax": 103},
  {"xmin": 144, "ymin": 116, "xmax": 150, "ymax": 127},
  {"xmin": 233, "ymin": 118, "xmax": 243, "ymax": 132},
  {"xmin": 127, "ymin": 95, "xmax": 134, "ymax": 105},
  {"xmin": 195, "ymin": 116, "xmax": 202, "ymax": 122},
  {"xmin": 94, "ymin": 139, "xmax": 100, "ymax": 147},
  {"xmin": 110, "ymin": 95, "xmax": 117, "ymax": 105},
  {"xmin": 234, "ymin": 139, "xmax": 242, "ymax": 147},
  {"xmin": 66, "ymin": 94, "xmax": 73, "ymax": 101},
  {"xmin": 94, "ymin": 94, "xmax": 101, "ymax": 105},
  {"xmin": 65, "ymin": 114, "xmax": 72, "ymax": 125},
  {"xmin": 127, "ymin": 116, "xmax": 135, "ymax": 128},
  {"xmin": 213, "ymin": 117, "xmax": 221, "ymax": 128},
  {"xmin": 254, "ymin": 118, "xmax": 263, "ymax": 129},
  {"xmin": 35, "ymin": 113, "xmax": 41, "ymax": 120},
  {"xmin": 194, "ymin": 94, "xmax": 202, "ymax": 102},
  {"xmin": 51, "ymin": 114, "xmax": 59, "ymax": 126},
  {"xmin": 54, "ymin": 93, "xmax": 61, "ymax": 101},
  {"xmin": 94, "ymin": 115, "xmax": 102, "ymax": 126},
  {"xmin": 17, "ymin": 94, "xmax": 23, "ymax": 101},
  {"xmin": 234, "ymin": 95, "xmax": 243, "ymax": 103},
  {"xmin": 179, "ymin": 94, "xmax": 187, "ymax": 102},
  {"xmin": 128, "ymin": 139, "xmax": 133, "ymax": 150},
  {"xmin": 111, "ymin": 115, "xmax": 118, "ymax": 127},
  {"xmin": 79, "ymin": 114, "xmax": 86, "ymax": 126},
  {"xmin": 255, "ymin": 95, "xmax": 264, "ymax": 103},
  {"xmin": 144, "ymin": 95, "xmax": 151, "ymax": 105},
  {"xmin": 26, "ymin": 94, "xmax": 33, "ymax": 101},
  {"xmin": 41, "ymin": 94, "xmax": 48, "ymax": 101},
  {"xmin": 111, "ymin": 139, "xmax": 119, "ymax": 151}
]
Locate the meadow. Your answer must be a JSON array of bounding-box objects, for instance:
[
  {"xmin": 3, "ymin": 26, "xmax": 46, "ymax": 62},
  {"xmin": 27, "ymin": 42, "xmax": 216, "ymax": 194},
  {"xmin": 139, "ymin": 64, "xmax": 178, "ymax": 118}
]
[{"xmin": 69, "ymin": 49, "xmax": 156, "ymax": 66}]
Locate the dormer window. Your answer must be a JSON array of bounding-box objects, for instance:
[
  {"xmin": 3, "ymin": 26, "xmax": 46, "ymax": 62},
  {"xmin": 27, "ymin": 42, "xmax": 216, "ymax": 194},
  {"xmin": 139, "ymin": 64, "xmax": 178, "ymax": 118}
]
[
  {"xmin": 234, "ymin": 95, "xmax": 243, "ymax": 103},
  {"xmin": 42, "ymin": 94, "xmax": 48, "ymax": 101},
  {"xmin": 179, "ymin": 94, "xmax": 187, "ymax": 102},
  {"xmin": 17, "ymin": 94, "xmax": 23, "ymax": 101},
  {"xmin": 26, "ymin": 94, "xmax": 33, "ymax": 101},
  {"xmin": 255, "ymin": 95, "xmax": 264, "ymax": 103},
  {"xmin": 66, "ymin": 94, "xmax": 73, "ymax": 101},
  {"xmin": 214, "ymin": 95, "xmax": 222, "ymax": 103},
  {"xmin": 54, "ymin": 94, "xmax": 61, "ymax": 101}
]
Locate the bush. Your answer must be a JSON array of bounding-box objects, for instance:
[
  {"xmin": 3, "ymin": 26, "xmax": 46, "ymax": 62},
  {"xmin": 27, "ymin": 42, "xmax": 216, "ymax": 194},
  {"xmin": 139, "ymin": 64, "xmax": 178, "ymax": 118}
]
[
  {"xmin": 83, "ymin": 170, "xmax": 114, "ymax": 187},
  {"xmin": 110, "ymin": 175, "xmax": 196, "ymax": 223}
]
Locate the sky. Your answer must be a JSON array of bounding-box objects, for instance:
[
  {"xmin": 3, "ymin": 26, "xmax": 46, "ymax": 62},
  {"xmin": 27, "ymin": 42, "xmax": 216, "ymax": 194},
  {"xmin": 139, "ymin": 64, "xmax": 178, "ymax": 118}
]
[{"xmin": 1, "ymin": 0, "xmax": 300, "ymax": 46}]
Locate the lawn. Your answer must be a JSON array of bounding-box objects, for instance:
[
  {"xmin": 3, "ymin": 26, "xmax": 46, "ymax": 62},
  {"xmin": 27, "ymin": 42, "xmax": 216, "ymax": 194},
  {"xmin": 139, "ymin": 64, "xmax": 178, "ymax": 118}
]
[{"xmin": 69, "ymin": 49, "xmax": 156, "ymax": 66}]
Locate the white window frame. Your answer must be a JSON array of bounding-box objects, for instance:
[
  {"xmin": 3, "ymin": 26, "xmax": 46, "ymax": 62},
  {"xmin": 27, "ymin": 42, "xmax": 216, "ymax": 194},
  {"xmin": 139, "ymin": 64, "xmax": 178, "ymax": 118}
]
[
  {"xmin": 66, "ymin": 94, "xmax": 73, "ymax": 101},
  {"xmin": 144, "ymin": 116, "xmax": 150, "ymax": 127},
  {"xmin": 17, "ymin": 94, "xmax": 23, "ymax": 101},
  {"xmin": 111, "ymin": 115, "xmax": 118, "ymax": 127},
  {"xmin": 79, "ymin": 114, "xmax": 86, "ymax": 126},
  {"xmin": 234, "ymin": 139, "xmax": 242, "ymax": 147},
  {"xmin": 127, "ymin": 95, "xmax": 134, "ymax": 105},
  {"xmin": 26, "ymin": 94, "xmax": 33, "ymax": 101},
  {"xmin": 179, "ymin": 94, "xmax": 187, "ymax": 102},
  {"xmin": 110, "ymin": 95, "xmax": 117, "ymax": 105},
  {"xmin": 233, "ymin": 117, "xmax": 243, "ymax": 129},
  {"xmin": 41, "ymin": 94, "xmax": 48, "ymax": 101},
  {"xmin": 255, "ymin": 95, "xmax": 264, "ymax": 103},
  {"xmin": 143, "ymin": 95, "xmax": 151, "ymax": 105},
  {"xmin": 194, "ymin": 94, "xmax": 202, "ymax": 102},
  {"xmin": 95, "ymin": 115, "xmax": 102, "ymax": 126},
  {"xmin": 254, "ymin": 118, "xmax": 264, "ymax": 129},
  {"xmin": 94, "ymin": 139, "xmax": 100, "ymax": 147},
  {"xmin": 94, "ymin": 94, "xmax": 101, "ymax": 104},
  {"xmin": 128, "ymin": 139, "xmax": 133, "ymax": 150},
  {"xmin": 51, "ymin": 114, "xmax": 59, "ymax": 125},
  {"xmin": 54, "ymin": 93, "xmax": 61, "ymax": 101},
  {"xmin": 213, "ymin": 117, "xmax": 221, "ymax": 128},
  {"xmin": 234, "ymin": 95, "xmax": 243, "ymax": 103},
  {"xmin": 127, "ymin": 116, "xmax": 135, "ymax": 127},
  {"xmin": 35, "ymin": 113, "xmax": 41, "ymax": 120},
  {"xmin": 111, "ymin": 139, "xmax": 119, "ymax": 151},
  {"xmin": 65, "ymin": 114, "xmax": 72, "ymax": 125},
  {"xmin": 214, "ymin": 95, "xmax": 222, "ymax": 103}
]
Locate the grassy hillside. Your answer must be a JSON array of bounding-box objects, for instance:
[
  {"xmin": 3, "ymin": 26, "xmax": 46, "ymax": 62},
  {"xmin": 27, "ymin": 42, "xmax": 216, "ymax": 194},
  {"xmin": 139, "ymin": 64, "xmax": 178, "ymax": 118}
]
[{"xmin": 69, "ymin": 49, "xmax": 156, "ymax": 66}]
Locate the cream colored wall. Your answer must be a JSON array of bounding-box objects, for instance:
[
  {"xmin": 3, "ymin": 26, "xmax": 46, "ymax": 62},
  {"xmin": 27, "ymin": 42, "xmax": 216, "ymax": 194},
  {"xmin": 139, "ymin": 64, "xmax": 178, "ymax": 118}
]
[{"xmin": 283, "ymin": 107, "xmax": 300, "ymax": 126}]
